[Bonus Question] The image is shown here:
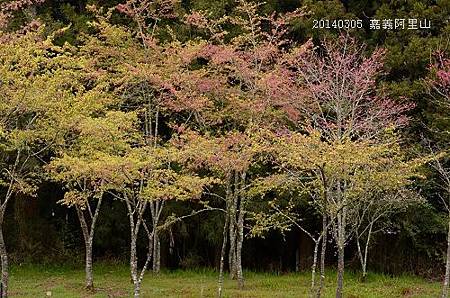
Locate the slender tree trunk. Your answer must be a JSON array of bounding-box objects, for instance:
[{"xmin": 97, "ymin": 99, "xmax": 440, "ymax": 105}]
[
  {"xmin": 137, "ymin": 220, "xmax": 154, "ymax": 298},
  {"xmin": 335, "ymin": 210, "xmax": 345, "ymax": 298},
  {"xmin": 356, "ymin": 239, "xmax": 366, "ymax": 282},
  {"xmin": 312, "ymin": 217, "xmax": 328, "ymax": 298},
  {"xmin": 152, "ymin": 230, "xmax": 157, "ymax": 272},
  {"xmin": 311, "ymin": 240, "xmax": 320, "ymax": 296},
  {"xmin": 130, "ymin": 232, "xmax": 141, "ymax": 298},
  {"xmin": 0, "ymin": 187, "xmax": 14, "ymax": 298},
  {"xmin": 150, "ymin": 200, "xmax": 163, "ymax": 274},
  {"xmin": 130, "ymin": 225, "xmax": 153, "ymax": 298},
  {"xmin": 356, "ymin": 234, "xmax": 364, "ymax": 275},
  {"xmin": 334, "ymin": 179, "xmax": 346, "ymax": 298},
  {"xmin": 442, "ymin": 213, "xmax": 450, "ymax": 298},
  {"xmin": 318, "ymin": 216, "xmax": 327, "ymax": 298},
  {"xmin": 152, "ymin": 232, "xmax": 160, "ymax": 273},
  {"xmin": 75, "ymin": 195, "xmax": 102, "ymax": 291},
  {"xmin": 362, "ymin": 224, "xmax": 373, "ymax": 281},
  {"xmin": 317, "ymin": 168, "xmax": 329, "ymax": 298},
  {"xmin": 236, "ymin": 202, "xmax": 244, "ymax": 289},
  {"xmin": 336, "ymin": 242, "xmax": 344, "ymax": 298},
  {"xmin": 362, "ymin": 248, "xmax": 368, "ymax": 281},
  {"xmin": 234, "ymin": 172, "xmax": 246, "ymax": 289},
  {"xmin": 125, "ymin": 196, "xmax": 148, "ymax": 298},
  {"xmin": 133, "ymin": 283, "xmax": 141, "ymax": 298},
  {"xmin": 129, "ymin": 221, "xmax": 146, "ymax": 298},
  {"xmin": 85, "ymin": 239, "xmax": 94, "ymax": 290},
  {"xmin": 228, "ymin": 221, "xmax": 236, "ymax": 279},
  {"xmin": 76, "ymin": 206, "xmax": 93, "ymax": 290},
  {"xmin": 218, "ymin": 179, "xmax": 232, "ymax": 298},
  {"xmin": 130, "ymin": 237, "xmax": 137, "ymax": 277},
  {"xmin": 229, "ymin": 175, "xmax": 238, "ymax": 280},
  {"xmin": 218, "ymin": 203, "xmax": 230, "ymax": 298},
  {"xmin": 0, "ymin": 219, "xmax": 8, "ymax": 298},
  {"xmin": 356, "ymin": 221, "xmax": 373, "ymax": 283}
]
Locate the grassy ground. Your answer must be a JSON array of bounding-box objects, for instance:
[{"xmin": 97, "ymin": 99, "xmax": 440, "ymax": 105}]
[{"xmin": 9, "ymin": 263, "xmax": 441, "ymax": 297}]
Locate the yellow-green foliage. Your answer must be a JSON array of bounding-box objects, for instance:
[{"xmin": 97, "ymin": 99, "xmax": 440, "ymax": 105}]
[
  {"xmin": 0, "ymin": 28, "xmax": 88, "ymax": 196},
  {"xmin": 274, "ymin": 131, "xmax": 426, "ymax": 215}
]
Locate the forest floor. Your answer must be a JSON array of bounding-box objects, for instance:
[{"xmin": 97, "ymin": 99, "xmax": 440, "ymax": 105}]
[{"xmin": 9, "ymin": 263, "xmax": 441, "ymax": 297}]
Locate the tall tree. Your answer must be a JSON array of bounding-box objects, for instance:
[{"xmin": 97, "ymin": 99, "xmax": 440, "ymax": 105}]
[
  {"xmin": 47, "ymin": 110, "xmax": 134, "ymax": 290},
  {"xmin": 287, "ymin": 35, "xmax": 415, "ymax": 297},
  {"xmin": 182, "ymin": 1, "xmax": 306, "ymax": 294},
  {"xmin": 77, "ymin": 8, "xmax": 213, "ymax": 295},
  {"xmin": 0, "ymin": 28, "xmax": 81, "ymax": 297},
  {"xmin": 270, "ymin": 130, "xmax": 423, "ymax": 297},
  {"xmin": 178, "ymin": 130, "xmax": 268, "ymax": 294},
  {"xmin": 427, "ymin": 55, "xmax": 450, "ymax": 298}
]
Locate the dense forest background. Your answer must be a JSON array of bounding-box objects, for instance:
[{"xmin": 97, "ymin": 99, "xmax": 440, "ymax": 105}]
[{"xmin": 1, "ymin": 0, "xmax": 450, "ymax": 286}]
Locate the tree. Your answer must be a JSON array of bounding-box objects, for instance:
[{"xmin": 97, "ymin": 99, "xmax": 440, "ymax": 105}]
[
  {"xmin": 177, "ymin": 129, "xmax": 269, "ymax": 295},
  {"xmin": 427, "ymin": 55, "xmax": 450, "ymax": 298},
  {"xmin": 285, "ymin": 35, "xmax": 415, "ymax": 297},
  {"xmin": 76, "ymin": 9, "xmax": 214, "ymax": 294},
  {"xmin": 47, "ymin": 110, "xmax": 134, "ymax": 290},
  {"xmin": 99, "ymin": 143, "xmax": 210, "ymax": 297},
  {"xmin": 249, "ymin": 180, "xmax": 334, "ymax": 298},
  {"xmin": 181, "ymin": 2, "xmax": 306, "ymax": 294},
  {"xmin": 113, "ymin": 0, "xmax": 199, "ymax": 274},
  {"xmin": 271, "ymin": 130, "xmax": 422, "ymax": 296},
  {"xmin": 0, "ymin": 27, "xmax": 81, "ymax": 296},
  {"xmin": 352, "ymin": 188, "xmax": 421, "ymax": 281},
  {"xmin": 431, "ymin": 152, "xmax": 450, "ymax": 298}
]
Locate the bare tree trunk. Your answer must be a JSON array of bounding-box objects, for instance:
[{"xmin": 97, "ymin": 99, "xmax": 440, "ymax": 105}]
[
  {"xmin": 76, "ymin": 207, "xmax": 92, "ymax": 289},
  {"xmin": 130, "ymin": 217, "xmax": 152, "ymax": 298},
  {"xmin": 152, "ymin": 232, "xmax": 160, "ymax": 273},
  {"xmin": 318, "ymin": 216, "xmax": 327, "ymax": 298},
  {"xmin": 335, "ymin": 210, "xmax": 345, "ymax": 298},
  {"xmin": 312, "ymin": 216, "xmax": 328, "ymax": 298},
  {"xmin": 0, "ymin": 218, "xmax": 8, "ymax": 298},
  {"xmin": 356, "ymin": 231, "xmax": 368, "ymax": 282},
  {"xmin": 85, "ymin": 239, "xmax": 94, "ymax": 290},
  {"xmin": 334, "ymin": 178, "xmax": 346, "ymax": 298},
  {"xmin": 130, "ymin": 232, "xmax": 141, "ymax": 298},
  {"xmin": 150, "ymin": 200, "xmax": 163, "ymax": 274},
  {"xmin": 442, "ymin": 214, "xmax": 450, "ymax": 298},
  {"xmin": 336, "ymin": 242, "xmax": 344, "ymax": 298},
  {"xmin": 234, "ymin": 172, "xmax": 246, "ymax": 289},
  {"xmin": 133, "ymin": 283, "xmax": 141, "ymax": 298},
  {"xmin": 356, "ymin": 220, "xmax": 374, "ymax": 283},
  {"xmin": 0, "ymin": 185, "xmax": 14, "ymax": 298},
  {"xmin": 130, "ymin": 231, "xmax": 153, "ymax": 298},
  {"xmin": 218, "ymin": 206, "xmax": 230, "ymax": 298},
  {"xmin": 228, "ymin": 221, "xmax": 236, "ymax": 279},
  {"xmin": 130, "ymin": 234, "xmax": 152, "ymax": 298},
  {"xmin": 218, "ymin": 180, "xmax": 232, "ymax": 298},
  {"xmin": 311, "ymin": 239, "xmax": 320, "ymax": 296},
  {"xmin": 125, "ymin": 195, "xmax": 150, "ymax": 298},
  {"xmin": 362, "ymin": 237, "xmax": 368, "ymax": 282},
  {"xmin": 236, "ymin": 201, "xmax": 244, "ymax": 289},
  {"xmin": 75, "ymin": 195, "xmax": 103, "ymax": 291},
  {"xmin": 428, "ymin": 146, "xmax": 450, "ymax": 298},
  {"xmin": 152, "ymin": 230, "xmax": 157, "ymax": 272},
  {"xmin": 156, "ymin": 235, "xmax": 160, "ymax": 273},
  {"xmin": 229, "ymin": 175, "xmax": 239, "ymax": 280},
  {"xmin": 137, "ymin": 220, "xmax": 154, "ymax": 298}
]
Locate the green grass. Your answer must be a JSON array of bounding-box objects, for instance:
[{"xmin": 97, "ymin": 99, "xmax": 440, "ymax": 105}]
[{"xmin": 9, "ymin": 263, "xmax": 441, "ymax": 297}]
